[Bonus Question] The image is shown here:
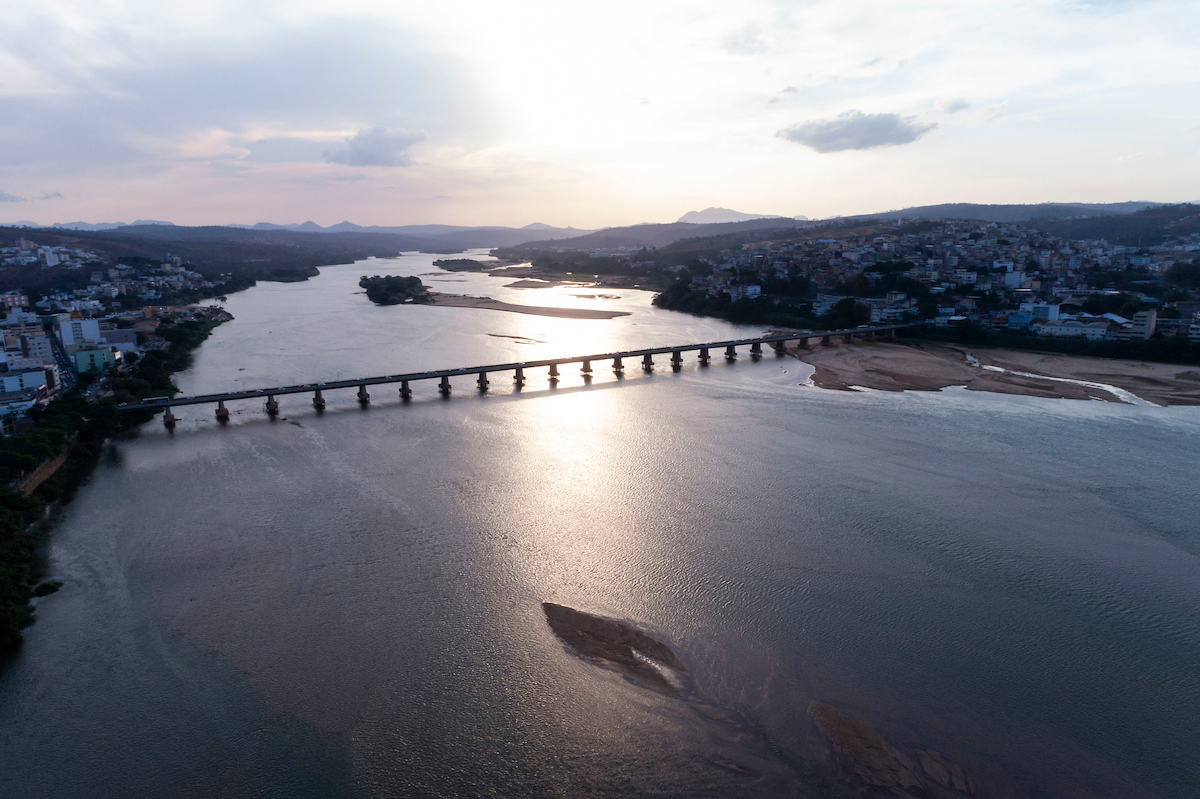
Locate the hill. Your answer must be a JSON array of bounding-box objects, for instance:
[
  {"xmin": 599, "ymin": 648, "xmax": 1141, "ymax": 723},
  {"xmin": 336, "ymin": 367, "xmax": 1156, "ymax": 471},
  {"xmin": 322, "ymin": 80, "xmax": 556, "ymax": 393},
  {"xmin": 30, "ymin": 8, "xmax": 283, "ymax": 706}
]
[
  {"xmin": 845, "ymin": 201, "xmax": 1165, "ymax": 224},
  {"xmin": 1028, "ymin": 204, "xmax": 1200, "ymax": 246},
  {"xmin": 0, "ymin": 224, "xmax": 431, "ymax": 294},
  {"xmin": 676, "ymin": 208, "xmax": 797, "ymax": 224},
  {"xmin": 510, "ymin": 217, "xmax": 822, "ymax": 251},
  {"xmin": 239, "ymin": 221, "xmax": 591, "ymax": 248}
]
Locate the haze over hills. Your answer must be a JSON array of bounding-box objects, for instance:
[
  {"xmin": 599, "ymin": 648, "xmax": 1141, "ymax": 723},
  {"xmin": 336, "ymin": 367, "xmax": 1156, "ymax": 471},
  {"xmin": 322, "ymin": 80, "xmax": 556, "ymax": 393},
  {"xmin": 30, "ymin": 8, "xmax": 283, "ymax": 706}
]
[
  {"xmin": 9, "ymin": 200, "xmax": 1190, "ymax": 260},
  {"xmin": 676, "ymin": 208, "xmax": 810, "ymax": 224},
  {"xmin": 25, "ymin": 220, "xmax": 591, "ymax": 249},
  {"xmin": 512, "ymin": 201, "xmax": 1194, "ymax": 252}
]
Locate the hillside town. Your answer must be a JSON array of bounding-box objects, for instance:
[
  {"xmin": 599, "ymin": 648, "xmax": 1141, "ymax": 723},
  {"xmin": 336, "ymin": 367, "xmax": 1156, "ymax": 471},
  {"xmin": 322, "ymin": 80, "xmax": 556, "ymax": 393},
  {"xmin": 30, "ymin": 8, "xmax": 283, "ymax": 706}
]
[
  {"xmin": 0, "ymin": 239, "xmax": 248, "ymax": 427},
  {"xmin": 589, "ymin": 218, "xmax": 1200, "ymax": 342}
]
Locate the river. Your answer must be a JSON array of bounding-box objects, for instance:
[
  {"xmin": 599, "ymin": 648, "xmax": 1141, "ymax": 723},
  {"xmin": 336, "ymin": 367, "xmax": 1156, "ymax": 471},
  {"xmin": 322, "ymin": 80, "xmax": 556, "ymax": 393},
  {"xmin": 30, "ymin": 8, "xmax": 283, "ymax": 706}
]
[{"xmin": 2, "ymin": 252, "xmax": 1199, "ymax": 797}]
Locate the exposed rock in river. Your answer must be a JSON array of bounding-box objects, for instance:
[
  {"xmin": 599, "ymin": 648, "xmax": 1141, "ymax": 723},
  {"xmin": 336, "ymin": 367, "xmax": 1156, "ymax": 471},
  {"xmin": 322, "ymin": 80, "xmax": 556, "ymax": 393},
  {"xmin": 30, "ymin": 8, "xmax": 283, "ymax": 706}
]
[
  {"xmin": 808, "ymin": 703, "xmax": 975, "ymax": 797},
  {"xmin": 542, "ymin": 603, "xmax": 687, "ymax": 696}
]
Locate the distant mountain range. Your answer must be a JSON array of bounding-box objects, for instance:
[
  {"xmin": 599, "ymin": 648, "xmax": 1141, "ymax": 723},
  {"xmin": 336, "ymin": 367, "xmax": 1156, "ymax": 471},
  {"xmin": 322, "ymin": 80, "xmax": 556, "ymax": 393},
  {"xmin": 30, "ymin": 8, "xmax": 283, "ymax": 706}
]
[
  {"xmin": 13, "ymin": 219, "xmax": 175, "ymax": 231},
  {"xmin": 676, "ymin": 208, "xmax": 809, "ymax": 224},
  {"xmin": 16, "ymin": 220, "xmax": 593, "ymax": 251},
  {"xmin": 843, "ymin": 201, "xmax": 1169, "ymax": 224},
  {"xmin": 9, "ymin": 201, "xmax": 1188, "ymax": 254},
  {"xmin": 509, "ymin": 201, "xmax": 1193, "ymax": 252}
]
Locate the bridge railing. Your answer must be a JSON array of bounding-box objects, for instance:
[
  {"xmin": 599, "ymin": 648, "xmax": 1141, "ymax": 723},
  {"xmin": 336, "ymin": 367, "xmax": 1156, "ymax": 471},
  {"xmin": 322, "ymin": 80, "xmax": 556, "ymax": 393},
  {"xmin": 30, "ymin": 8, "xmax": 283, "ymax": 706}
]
[{"xmin": 119, "ymin": 323, "xmax": 916, "ymax": 421}]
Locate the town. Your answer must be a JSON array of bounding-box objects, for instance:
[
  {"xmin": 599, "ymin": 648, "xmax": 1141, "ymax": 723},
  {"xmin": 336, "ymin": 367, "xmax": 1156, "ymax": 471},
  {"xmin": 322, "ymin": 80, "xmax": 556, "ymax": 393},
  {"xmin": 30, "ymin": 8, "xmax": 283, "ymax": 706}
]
[
  {"xmin": 514, "ymin": 211, "xmax": 1200, "ymax": 347},
  {"xmin": 0, "ymin": 237, "xmax": 240, "ymax": 429}
]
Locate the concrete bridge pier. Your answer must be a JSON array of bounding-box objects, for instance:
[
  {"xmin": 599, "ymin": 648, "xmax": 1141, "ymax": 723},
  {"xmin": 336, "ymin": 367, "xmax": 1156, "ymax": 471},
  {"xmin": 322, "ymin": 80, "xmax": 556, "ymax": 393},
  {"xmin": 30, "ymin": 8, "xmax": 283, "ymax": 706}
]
[
  {"xmin": 866, "ymin": 330, "xmax": 876, "ymax": 341},
  {"xmin": 513, "ymin": 367, "xmax": 525, "ymax": 387},
  {"xmin": 725, "ymin": 345, "xmax": 737, "ymax": 361},
  {"xmin": 162, "ymin": 407, "xmax": 177, "ymax": 427},
  {"xmin": 671, "ymin": 350, "xmax": 682, "ymax": 370},
  {"xmin": 399, "ymin": 380, "xmax": 412, "ymax": 400},
  {"xmin": 613, "ymin": 357, "xmax": 623, "ymax": 373},
  {"xmin": 357, "ymin": 385, "xmax": 371, "ymax": 405},
  {"xmin": 581, "ymin": 360, "xmax": 592, "ymax": 375},
  {"xmin": 699, "ymin": 347, "xmax": 710, "ymax": 365},
  {"xmin": 887, "ymin": 328, "xmax": 897, "ymax": 339},
  {"xmin": 750, "ymin": 342, "xmax": 763, "ymax": 360},
  {"xmin": 215, "ymin": 400, "xmax": 230, "ymax": 422},
  {"xmin": 842, "ymin": 333, "xmax": 853, "ymax": 344},
  {"xmin": 265, "ymin": 395, "xmax": 279, "ymax": 415},
  {"xmin": 439, "ymin": 376, "xmax": 452, "ymax": 397},
  {"xmin": 477, "ymin": 371, "xmax": 489, "ymax": 391},
  {"xmin": 549, "ymin": 364, "xmax": 560, "ymax": 382},
  {"xmin": 312, "ymin": 390, "xmax": 325, "ymax": 410},
  {"xmin": 821, "ymin": 335, "xmax": 831, "ymax": 346},
  {"xmin": 771, "ymin": 340, "xmax": 786, "ymax": 355},
  {"xmin": 796, "ymin": 337, "xmax": 810, "ymax": 349},
  {"xmin": 642, "ymin": 353, "xmax": 654, "ymax": 371}
]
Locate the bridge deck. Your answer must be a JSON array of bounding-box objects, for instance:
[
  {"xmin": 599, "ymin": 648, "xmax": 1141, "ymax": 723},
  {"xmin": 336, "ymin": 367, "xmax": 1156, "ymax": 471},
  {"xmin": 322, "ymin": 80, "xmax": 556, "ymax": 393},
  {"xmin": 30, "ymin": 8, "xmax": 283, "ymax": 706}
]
[{"xmin": 118, "ymin": 324, "xmax": 913, "ymax": 412}]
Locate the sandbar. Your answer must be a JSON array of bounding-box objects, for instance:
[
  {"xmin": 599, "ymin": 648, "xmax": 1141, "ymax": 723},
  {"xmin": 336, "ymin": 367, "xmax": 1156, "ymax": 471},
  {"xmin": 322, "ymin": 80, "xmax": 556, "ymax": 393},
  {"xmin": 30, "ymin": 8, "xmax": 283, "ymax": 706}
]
[
  {"xmin": 428, "ymin": 292, "xmax": 629, "ymax": 319},
  {"xmin": 788, "ymin": 340, "xmax": 1200, "ymax": 406},
  {"xmin": 542, "ymin": 603, "xmax": 686, "ymax": 696}
]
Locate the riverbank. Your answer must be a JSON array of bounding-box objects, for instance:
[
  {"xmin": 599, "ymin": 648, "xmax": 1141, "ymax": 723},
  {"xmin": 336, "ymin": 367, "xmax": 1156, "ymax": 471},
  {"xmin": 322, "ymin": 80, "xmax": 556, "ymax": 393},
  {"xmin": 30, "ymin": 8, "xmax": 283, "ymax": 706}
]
[
  {"xmin": 428, "ymin": 292, "xmax": 630, "ymax": 319},
  {"xmin": 0, "ymin": 309, "xmax": 233, "ymax": 651},
  {"xmin": 790, "ymin": 339, "xmax": 1200, "ymax": 406}
]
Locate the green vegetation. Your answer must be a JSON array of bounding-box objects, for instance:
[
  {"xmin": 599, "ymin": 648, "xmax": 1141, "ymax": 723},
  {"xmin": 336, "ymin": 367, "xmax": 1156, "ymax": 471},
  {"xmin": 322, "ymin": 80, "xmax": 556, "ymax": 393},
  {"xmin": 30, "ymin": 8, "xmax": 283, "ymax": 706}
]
[
  {"xmin": 359, "ymin": 275, "xmax": 431, "ymax": 305},
  {"xmin": 32, "ymin": 581, "xmax": 62, "ymax": 597},
  {"xmin": 0, "ymin": 392, "xmax": 123, "ymax": 649},
  {"xmin": 108, "ymin": 316, "xmax": 227, "ymax": 406},
  {"xmin": 433, "ymin": 258, "xmax": 490, "ymax": 271},
  {"xmin": 1, "ymin": 311, "xmax": 230, "ymax": 651},
  {"xmin": 653, "ymin": 279, "xmax": 871, "ymax": 329}
]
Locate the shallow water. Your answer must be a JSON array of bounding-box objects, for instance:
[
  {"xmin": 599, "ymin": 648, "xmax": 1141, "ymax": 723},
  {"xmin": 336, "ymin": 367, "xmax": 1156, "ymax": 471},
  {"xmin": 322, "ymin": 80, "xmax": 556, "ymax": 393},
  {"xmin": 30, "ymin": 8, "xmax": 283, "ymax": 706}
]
[{"xmin": 3, "ymin": 253, "xmax": 1198, "ymax": 797}]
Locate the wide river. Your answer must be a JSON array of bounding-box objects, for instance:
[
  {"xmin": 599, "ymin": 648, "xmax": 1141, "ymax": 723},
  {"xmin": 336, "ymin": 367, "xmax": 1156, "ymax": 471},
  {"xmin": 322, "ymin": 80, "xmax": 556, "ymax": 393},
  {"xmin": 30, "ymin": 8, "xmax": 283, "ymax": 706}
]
[{"xmin": 3, "ymin": 253, "xmax": 1199, "ymax": 797}]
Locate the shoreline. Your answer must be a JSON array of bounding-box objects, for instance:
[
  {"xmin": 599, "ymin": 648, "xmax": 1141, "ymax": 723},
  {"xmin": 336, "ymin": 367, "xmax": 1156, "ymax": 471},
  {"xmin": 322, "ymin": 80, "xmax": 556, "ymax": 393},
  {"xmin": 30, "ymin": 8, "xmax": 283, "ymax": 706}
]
[
  {"xmin": 789, "ymin": 340, "xmax": 1200, "ymax": 406},
  {"xmin": 0, "ymin": 310, "xmax": 234, "ymax": 651},
  {"xmin": 427, "ymin": 292, "xmax": 630, "ymax": 319}
]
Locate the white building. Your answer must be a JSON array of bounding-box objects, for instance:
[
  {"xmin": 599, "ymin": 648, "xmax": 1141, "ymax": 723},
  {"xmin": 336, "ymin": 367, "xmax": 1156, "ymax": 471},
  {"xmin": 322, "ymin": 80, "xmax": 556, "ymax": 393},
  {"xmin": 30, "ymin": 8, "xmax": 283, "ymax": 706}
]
[
  {"xmin": 0, "ymin": 367, "xmax": 53, "ymax": 393},
  {"xmin": 1129, "ymin": 310, "xmax": 1157, "ymax": 340},
  {"xmin": 57, "ymin": 317, "xmax": 102, "ymax": 352}
]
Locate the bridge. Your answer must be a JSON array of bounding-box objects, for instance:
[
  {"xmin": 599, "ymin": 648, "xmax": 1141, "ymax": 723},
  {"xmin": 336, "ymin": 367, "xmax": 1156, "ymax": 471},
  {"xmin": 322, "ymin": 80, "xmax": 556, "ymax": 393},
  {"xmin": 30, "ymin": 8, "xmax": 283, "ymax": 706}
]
[{"xmin": 118, "ymin": 324, "xmax": 915, "ymax": 426}]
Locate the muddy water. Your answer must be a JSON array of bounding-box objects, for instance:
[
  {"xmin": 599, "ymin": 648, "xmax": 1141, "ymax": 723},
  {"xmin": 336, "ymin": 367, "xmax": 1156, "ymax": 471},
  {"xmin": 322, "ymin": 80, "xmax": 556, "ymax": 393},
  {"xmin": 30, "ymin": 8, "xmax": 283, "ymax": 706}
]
[{"xmin": 2, "ymin": 253, "xmax": 1198, "ymax": 797}]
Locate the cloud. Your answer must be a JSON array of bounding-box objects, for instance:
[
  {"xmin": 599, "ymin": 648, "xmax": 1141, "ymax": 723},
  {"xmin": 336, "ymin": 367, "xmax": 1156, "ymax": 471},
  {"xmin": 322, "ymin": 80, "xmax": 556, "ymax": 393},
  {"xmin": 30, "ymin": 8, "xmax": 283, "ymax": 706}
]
[
  {"xmin": 940, "ymin": 98, "xmax": 970, "ymax": 114},
  {"xmin": 724, "ymin": 24, "xmax": 767, "ymax": 55},
  {"xmin": 0, "ymin": 20, "xmax": 491, "ymax": 171},
  {"xmin": 982, "ymin": 102, "xmax": 1008, "ymax": 121},
  {"xmin": 241, "ymin": 137, "xmax": 334, "ymax": 164},
  {"xmin": 0, "ymin": 191, "xmax": 23, "ymax": 202},
  {"xmin": 37, "ymin": 191, "xmax": 63, "ymax": 200},
  {"xmin": 778, "ymin": 111, "xmax": 937, "ymax": 153},
  {"xmin": 322, "ymin": 128, "xmax": 425, "ymax": 167}
]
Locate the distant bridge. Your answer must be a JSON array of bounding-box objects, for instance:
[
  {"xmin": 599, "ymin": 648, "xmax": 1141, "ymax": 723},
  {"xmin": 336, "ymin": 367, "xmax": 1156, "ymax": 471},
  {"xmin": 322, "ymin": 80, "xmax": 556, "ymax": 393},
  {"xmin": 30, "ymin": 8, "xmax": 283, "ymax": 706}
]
[{"xmin": 117, "ymin": 324, "xmax": 916, "ymax": 426}]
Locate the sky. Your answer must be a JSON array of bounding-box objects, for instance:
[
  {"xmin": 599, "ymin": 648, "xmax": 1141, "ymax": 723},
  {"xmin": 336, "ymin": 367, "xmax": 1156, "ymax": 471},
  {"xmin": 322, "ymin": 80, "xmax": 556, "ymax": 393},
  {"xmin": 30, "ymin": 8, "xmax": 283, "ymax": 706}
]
[{"xmin": 1, "ymin": 0, "xmax": 1198, "ymax": 228}]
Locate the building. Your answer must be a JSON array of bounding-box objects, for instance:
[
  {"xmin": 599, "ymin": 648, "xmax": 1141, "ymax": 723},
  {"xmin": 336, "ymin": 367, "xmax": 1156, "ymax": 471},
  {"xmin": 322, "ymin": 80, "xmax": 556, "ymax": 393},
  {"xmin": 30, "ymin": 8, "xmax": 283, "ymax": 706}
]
[
  {"xmin": 0, "ymin": 291, "xmax": 29, "ymax": 309},
  {"xmin": 73, "ymin": 347, "xmax": 119, "ymax": 374},
  {"xmin": 0, "ymin": 367, "xmax": 54, "ymax": 393},
  {"xmin": 99, "ymin": 326, "xmax": 139, "ymax": 353},
  {"xmin": 1129, "ymin": 310, "xmax": 1157, "ymax": 340},
  {"xmin": 57, "ymin": 317, "xmax": 102, "ymax": 352}
]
